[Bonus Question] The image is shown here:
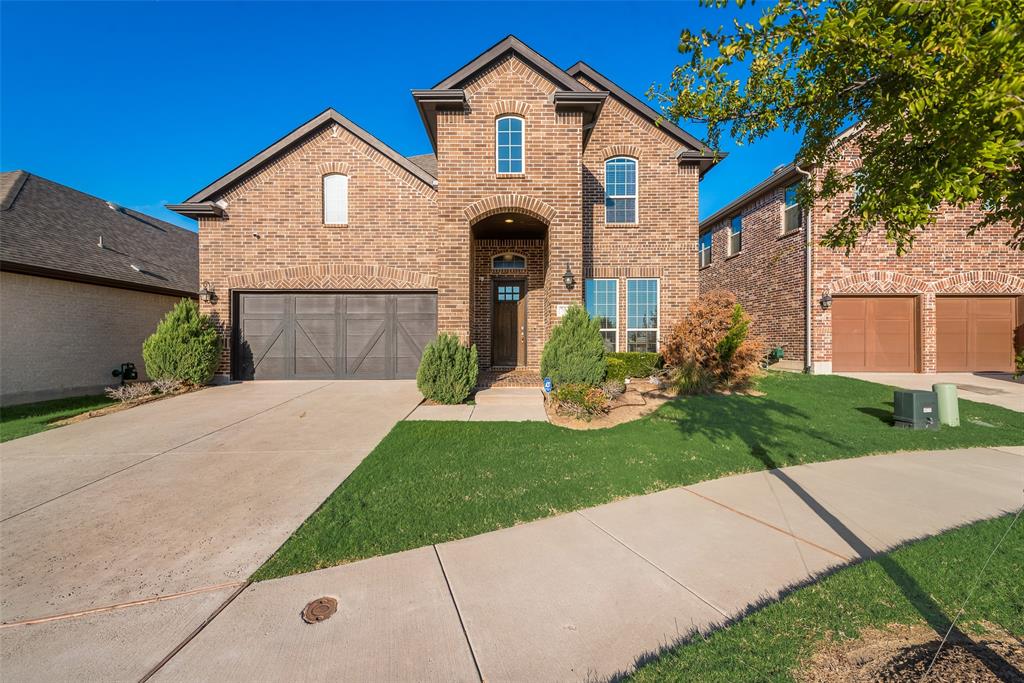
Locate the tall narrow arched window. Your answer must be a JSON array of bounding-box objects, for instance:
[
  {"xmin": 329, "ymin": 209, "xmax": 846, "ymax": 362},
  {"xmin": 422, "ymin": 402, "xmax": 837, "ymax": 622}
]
[
  {"xmin": 496, "ymin": 116, "xmax": 524, "ymax": 174},
  {"xmin": 605, "ymin": 157, "xmax": 637, "ymax": 224},
  {"xmin": 323, "ymin": 174, "xmax": 348, "ymax": 225}
]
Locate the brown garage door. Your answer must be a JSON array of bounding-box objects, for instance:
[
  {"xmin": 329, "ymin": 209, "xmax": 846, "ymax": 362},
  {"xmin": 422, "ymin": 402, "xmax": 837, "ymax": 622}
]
[
  {"xmin": 936, "ymin": 297, "xmax": 1016, "ymax": 372},
  {"xmin": 833, "ymin": 296, "xmax": 917, "ymax": 372},
  {"xmin": 234, "ymin": 292, "xmax": 437, "ymax": 380}
]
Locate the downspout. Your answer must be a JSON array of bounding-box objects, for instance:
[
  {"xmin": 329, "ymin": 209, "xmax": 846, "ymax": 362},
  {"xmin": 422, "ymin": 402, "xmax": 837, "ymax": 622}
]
[{"xmin": 794, "ymin": 165, "xmax": 813, "ymax": 373}]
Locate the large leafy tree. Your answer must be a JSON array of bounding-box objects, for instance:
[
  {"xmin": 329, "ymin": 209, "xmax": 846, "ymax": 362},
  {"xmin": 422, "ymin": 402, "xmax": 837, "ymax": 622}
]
[{"xmin": 653, "ymin": 0, "xmax": 1023, "ymax": 253}]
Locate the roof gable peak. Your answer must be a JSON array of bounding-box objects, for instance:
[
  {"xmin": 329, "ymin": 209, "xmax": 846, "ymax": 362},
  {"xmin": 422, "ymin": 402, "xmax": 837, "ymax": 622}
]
[{"xmin": 433, "ymin": 35, "xmax": 589, "ymax": 93}]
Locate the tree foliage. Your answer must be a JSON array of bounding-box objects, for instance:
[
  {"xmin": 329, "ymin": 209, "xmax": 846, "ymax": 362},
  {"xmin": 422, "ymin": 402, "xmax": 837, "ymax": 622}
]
[
  {"xmin": 652, "ymin": 0, "xmax": 1024, "ymax": 253},
  {"xmin": 142, "ymin": 298, "xmax": 220, "ymax": 385}
]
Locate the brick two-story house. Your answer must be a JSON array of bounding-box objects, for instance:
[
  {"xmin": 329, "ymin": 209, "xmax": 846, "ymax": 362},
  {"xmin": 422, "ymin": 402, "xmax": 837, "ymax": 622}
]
[
  {"xmin": 699, "ymin": 132, "xmax": 1023, "ymax": 374},
  {"xmin": 170, "ymin": 36, "xmax": 720, "ymax": 382}
]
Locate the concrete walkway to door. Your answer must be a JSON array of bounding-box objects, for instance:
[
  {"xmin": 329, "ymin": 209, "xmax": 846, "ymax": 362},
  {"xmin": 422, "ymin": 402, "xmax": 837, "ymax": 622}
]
[
  {"xmin": 0, "ymin": 380, "xmax": 422, "ymax": 681},
  {"xmin": 149, "ymin": 446, "xmax": 1023, "ymax": 682},
  {"xmin": 838, "ymin": 372, "xmax": 1024, "ymax": 411}
]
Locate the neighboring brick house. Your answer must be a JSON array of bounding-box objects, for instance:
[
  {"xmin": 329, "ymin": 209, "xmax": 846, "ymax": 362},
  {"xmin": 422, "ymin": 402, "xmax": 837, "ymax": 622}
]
[
  {"xmin": 699, "ymin": 134, "xmax": 1023, "ymax": 374},
  {"xmin": 169, "ymin": 36, "xmax": 720, "ymax": 382},
  {"xmin": 0, "ymin": 171, "xmax": 198, "ymax": 404}
]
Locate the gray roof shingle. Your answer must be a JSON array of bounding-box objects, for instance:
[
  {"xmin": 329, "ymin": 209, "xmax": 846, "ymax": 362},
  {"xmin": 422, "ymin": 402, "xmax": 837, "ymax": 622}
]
[
  {"xmin": 406, "ymin": 153, "xmax": 438, "ymax": 178},
  {"xmin": 0, "ymin": 171, "xmax": 198, "ymax": 296}
]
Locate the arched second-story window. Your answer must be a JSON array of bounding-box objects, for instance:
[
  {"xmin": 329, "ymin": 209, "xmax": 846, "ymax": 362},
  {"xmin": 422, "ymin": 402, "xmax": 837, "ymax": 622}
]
[
  {"xmin": 605, "ymin": 157, "xmax": 637, "ymax": 224},
  {"xmin": 323, "ymin": 174, "xmax": 348, "ymax": 225},
  {"xmin": 496, "ymin": 116, "xmax": 524, "ymax": 174},
  {"xmin": 492, "ymin": 252, "xmax": 526, "ymax": 270}
]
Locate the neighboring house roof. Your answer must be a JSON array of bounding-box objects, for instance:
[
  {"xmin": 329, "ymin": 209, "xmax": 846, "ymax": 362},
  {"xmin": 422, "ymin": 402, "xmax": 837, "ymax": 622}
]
[
  {"xmin": 169, "ymin": 108, "xmax": 438, "ymax": 218},
  {"xmin": 0, "ymin": 170, "xmax": 198, "ymax": 297},
  {"xmin": 699, "ymin": 163, "xmax": 805, "ymax": 233},
  {"xmin": 566, "ymin": 61, "xmax": 724, "ymax": 177},
  {"xmin": 407, "ymin": 153, "xmax": 438, "ymax": 177}
]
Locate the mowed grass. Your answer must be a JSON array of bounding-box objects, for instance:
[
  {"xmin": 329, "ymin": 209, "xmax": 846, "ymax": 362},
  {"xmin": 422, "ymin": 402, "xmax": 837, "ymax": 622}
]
[
  {"xmin": 0, "ymin": 394, "xmax": 114, "ymax": 443},
  {"xmin": 629, "ymin": 513, "xmax": 1024, "ymax": 681},
  {"xmin": 254, "ymin": 373, "xmax": 1023, "ymax": 580}
]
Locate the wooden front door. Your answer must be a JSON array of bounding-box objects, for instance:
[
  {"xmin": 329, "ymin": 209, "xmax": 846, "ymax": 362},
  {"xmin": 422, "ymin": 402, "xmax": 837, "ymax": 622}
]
[{"xmin": 492, "ymin": 280, "xmax": 526, "ymax": 367}]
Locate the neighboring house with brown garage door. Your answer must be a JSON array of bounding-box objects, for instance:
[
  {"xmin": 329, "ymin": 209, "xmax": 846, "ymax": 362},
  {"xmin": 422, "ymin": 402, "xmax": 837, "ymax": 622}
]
[
  {"xmin": 168, "ymin": 36, "xmax": 720, "ymax": 382},
  {"xmin": 0, "ymin": 171, "xmax": 198, "ymax": 405},
  {"xmin": 698, "ymin": 134, "xmax": 1022, "ymax": 375}
]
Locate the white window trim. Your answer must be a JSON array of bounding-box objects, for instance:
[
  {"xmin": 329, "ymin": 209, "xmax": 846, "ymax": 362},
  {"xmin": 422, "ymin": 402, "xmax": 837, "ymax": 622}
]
[
  {"xmin": 699, "ymin": 232, "xmax": 712, "ymax": 268},
  {"xmin": 626, "ymin": 278, "xmax": 660, "ymax": 353},
  {"xmin": 782, "ymin": 183, "xmax": 802, "ymax": 235},
  {"xmin": 604, "ymin": 156, "xmax": 639, "ymax": 225},
  {"xmin": 585, "ymin": 278, "xmax": 619, "ymax": 352},
  {"xmin": 323, "ymin": 173, "xmax": 349, "ymax": 225},
  {"xmin": 728, "ymin": 215, "xmax": 743, "ymax": 256},
  {"xmin": 495, "ymin": 115, "xmax": 525, "ymax": 175}
]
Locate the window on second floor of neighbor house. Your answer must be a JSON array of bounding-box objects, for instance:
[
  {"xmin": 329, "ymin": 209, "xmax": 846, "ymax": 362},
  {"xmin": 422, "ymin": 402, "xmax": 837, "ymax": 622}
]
[
  {"xmin": 323, "ymin": 174, "xmax": 349, "ymax": 225},
  {"xmin": 626, "ymin": 279, "xmax": 659, "ymax": 353},
  {"xmin": 699, "ymin": 231, "xmax": 712, "ymax": 268},
  {"xmin": 496, "ymin": 116, "xmax": 524, "ymax": 174},
  {"xmin": 605, "ymin": 157, "xmax": 637, "ymax": 224},
  {"xmin": 783, "ymin": 182, "xmax": 803, "ymax": 234},
  {"xmin": 729, "ymin": 215, "xmax": 743, "ymax": 256},
  {"xmin": 585, "ymin": 278, "xmax": 618, "ymax": 352}
]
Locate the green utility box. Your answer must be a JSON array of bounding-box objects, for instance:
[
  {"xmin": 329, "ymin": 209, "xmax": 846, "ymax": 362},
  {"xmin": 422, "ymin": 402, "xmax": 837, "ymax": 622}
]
[{"xmin": 893, "ymin": 389, "xmax": 940, "ymax": 430}]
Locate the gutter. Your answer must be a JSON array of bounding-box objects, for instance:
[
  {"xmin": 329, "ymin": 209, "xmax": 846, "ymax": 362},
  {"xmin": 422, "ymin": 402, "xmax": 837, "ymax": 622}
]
[{"xmin": 794, "ymin": 165, "xmax": 813, "ymax": 373}]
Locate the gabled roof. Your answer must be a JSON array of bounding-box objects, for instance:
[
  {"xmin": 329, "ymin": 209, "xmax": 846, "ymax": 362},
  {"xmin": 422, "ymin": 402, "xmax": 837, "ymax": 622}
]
[
  {"xmin": 699, "ymin": 163, "xmax": 804, "ymax": 233},
  {"xmin": 434, "ymin": 35, "xmax": 592, "ymax": 93},
  {"xmin": 407, "ymin": 153, "xmax": 438, "ymax": 177},
  {"xmin": 1, "ymin": 171, "xmax": 198, "ymax": 297},
  {"xmin": 566, "ymin": 61, "xmax": 724, "ymax": 177},
  {"xmin": 169, "ymin": 108, "xmax": 437, "ymax": 217}
]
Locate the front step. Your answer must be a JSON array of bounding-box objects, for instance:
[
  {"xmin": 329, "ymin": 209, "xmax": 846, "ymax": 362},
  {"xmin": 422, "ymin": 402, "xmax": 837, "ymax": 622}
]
[{"xmin": 473, "ymin": 387, "xmax": 546, "ymax": 405}]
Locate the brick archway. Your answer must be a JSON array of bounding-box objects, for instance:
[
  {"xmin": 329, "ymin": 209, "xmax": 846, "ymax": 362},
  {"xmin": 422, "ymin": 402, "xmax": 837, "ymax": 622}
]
[
  {"xmin": 929, "ymin": 270, "xmax": 1024, "ymax": 294},
  {"xmin": 825, "ymin": 270, "xmax": 931, "ymax": 294},
  {"xmin": 463, "ymin": 194, "xmax": 557, "ymax": 226},
  {"xmin": 226, "ymin": 263, "xmax": 437, "ymax": 290}
]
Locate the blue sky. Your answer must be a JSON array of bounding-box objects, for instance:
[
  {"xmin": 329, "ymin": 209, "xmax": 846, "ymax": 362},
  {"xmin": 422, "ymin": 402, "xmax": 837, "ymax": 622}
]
[{"xmin": 1, "ymin": 1, "xmax": 799, "ymax": 231}]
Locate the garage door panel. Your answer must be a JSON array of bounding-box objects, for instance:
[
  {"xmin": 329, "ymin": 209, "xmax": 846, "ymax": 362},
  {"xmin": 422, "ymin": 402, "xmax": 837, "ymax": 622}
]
[
  {"xmin": 833, "ymin": 297, "xmax": 916, "ymax": 372},
  {"xmin": 294, "ymin": 295, "xmax": 337, "ymax": 315},
  {"xmin": 241, "ymin": 295, "xmax": 287, "ymax": 316},
  {"xmin": 936, "ymin": 297, "xmax": 1014, "ymax": 372},
  {"xmin": 294, "ymin": 319, "xmax": 338, "ymax": 376}
]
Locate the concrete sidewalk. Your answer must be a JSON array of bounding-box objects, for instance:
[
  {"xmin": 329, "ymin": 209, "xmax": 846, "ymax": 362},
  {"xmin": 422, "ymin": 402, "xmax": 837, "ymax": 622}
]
[
  {"xmin": 150, "ymin": 446, "xmax": 1023, "ymax": 682},
  {"xmin": 407, "ymin": 387, "xmax": 548, "ymax": 422}
]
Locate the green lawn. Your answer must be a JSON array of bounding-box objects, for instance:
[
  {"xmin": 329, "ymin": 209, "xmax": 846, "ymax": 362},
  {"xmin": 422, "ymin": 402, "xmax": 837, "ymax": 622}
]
[
  {"xmin": 630, "ymin": 513, "xmax": 1023, "ymax": 681},
  {"xmin": 0, "ymin": 394, "xmax": 115, "ymax": 443},
  {"xmin": 254, "ymin": 373, "xmax": 1023, "ymax": 580}
]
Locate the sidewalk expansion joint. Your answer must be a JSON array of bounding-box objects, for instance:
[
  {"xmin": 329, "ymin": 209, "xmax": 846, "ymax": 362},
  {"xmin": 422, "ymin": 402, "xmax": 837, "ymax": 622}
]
[{"xmin": 433, "ymin": 545, "xmax": 484, "ymax": 682}]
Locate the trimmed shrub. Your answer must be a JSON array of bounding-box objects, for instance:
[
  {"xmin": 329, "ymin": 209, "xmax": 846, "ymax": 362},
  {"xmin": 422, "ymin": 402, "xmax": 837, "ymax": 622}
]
[
  {"xmin": 605, "ymin": 352, "xmax": 663, "ymax": 381},
  {"xmin": 142, "ymin": 299, "xmax": 220, "ymax": 385},
  {"xmin": 601, "ymin": 378, "xmax": 626, "ymax": 400},
  {"xmin": 662, "ymin": 290, "xmax": 765, "ymax": 393},
  {"xmin": 416, "ymin": 333, "xmax": 478, "ymax": 404},
  {"xmin": 540, "ymin": 305, "xmax": 606, "ymax": 387},
  {"xmin": 552, "ymin": 383, "xmax": 609, "ymax": 421}
]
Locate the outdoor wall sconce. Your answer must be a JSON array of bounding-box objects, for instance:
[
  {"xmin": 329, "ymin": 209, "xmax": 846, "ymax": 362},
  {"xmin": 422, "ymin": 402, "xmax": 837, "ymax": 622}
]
[
  {"xmin": 819, "ymin": 293, "xmax": 833, "ymax": 309},
  {"xmin": 562, "ymin": 264, "xmax": 576, "ymax": 290},
  {"xmin": 199, "ymin": 281, "xmax": 215, "ymax": 303}
]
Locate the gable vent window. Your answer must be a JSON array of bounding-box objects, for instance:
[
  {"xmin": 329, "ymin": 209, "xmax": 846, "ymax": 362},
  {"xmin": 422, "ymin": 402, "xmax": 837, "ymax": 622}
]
[
  {"xmin": 492, "ymin": 253, "xmax": 526, "ymax": 270},
  {"xmin": 496, "ymin": 116, "xmax": 524, "ymax": 174},
  {"xmin": 728, "ymin": 215, "xmax": 743, "ymax": 256},
  {"xmin": 323, "ymin": 174, "xmax": 349, "ymax": 225},
  {"xmin": 783, "ymin": 182, "xmax": 802, "ymax": 234},
  {"xmin": 605, "ymin": 157, "xmax": 637, "ymax": 224}
]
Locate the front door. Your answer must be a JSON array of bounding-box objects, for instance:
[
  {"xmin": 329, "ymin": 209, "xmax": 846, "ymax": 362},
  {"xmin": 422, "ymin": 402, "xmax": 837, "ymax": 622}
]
[{"xmin": 492, "ymin": 280, "xmax": 526, "ymax": 366}]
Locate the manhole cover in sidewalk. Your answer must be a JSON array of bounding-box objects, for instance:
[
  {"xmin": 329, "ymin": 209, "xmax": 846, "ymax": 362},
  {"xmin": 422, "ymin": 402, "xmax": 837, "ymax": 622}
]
[{"xmin": 302, "ymin": 597, "xmax": 338, "ymax": 624}]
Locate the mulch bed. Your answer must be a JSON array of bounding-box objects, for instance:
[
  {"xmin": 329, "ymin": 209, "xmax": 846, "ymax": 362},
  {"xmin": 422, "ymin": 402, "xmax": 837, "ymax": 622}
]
[
  {"xmin": 546, "ymin": 379, "xmax": 677, "ymax": 430},
  {"xmin": 51, "ymin": 386, "xmax": 202, "ymax": 427}
]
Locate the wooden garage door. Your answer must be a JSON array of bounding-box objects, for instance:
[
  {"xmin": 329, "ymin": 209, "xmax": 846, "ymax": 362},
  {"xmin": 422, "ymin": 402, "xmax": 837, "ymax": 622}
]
[
  {"xmin": 936, "ymin": 297, "xmax": 1015, "ymax": 372},
  {"xmin": 234, "ymin": 292, "xmax": 437, "ymax": 380},
  {"xmin": 833, "ymin": 296, "xmax": 917, "ymax": 372}
]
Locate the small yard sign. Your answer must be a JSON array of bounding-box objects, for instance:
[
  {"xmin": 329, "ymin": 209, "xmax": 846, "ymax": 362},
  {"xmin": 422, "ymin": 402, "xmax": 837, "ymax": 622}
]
[{"xmin": 543, "ymin": 377, "xmax": 553, "ymax": 393}]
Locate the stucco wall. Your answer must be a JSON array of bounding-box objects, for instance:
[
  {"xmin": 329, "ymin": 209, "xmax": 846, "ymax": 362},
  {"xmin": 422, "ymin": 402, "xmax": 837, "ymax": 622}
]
[{"xmin": 0, "ymin": 272, "xmax": 184, "ymax": 405}]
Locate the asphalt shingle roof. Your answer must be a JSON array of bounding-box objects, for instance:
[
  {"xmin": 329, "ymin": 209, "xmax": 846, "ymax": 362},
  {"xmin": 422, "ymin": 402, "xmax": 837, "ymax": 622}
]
[
  {"xmin": 0, "ymin": 171, "xmax": 198, "ymax": 296},
  {"xmin": 406, "ymin": 153, "xmax": 438, "ymax": 178}
]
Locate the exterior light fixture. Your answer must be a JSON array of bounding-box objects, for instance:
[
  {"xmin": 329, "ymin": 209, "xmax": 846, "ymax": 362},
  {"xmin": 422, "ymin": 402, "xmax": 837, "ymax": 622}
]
[
  {"xmin": 199, "ymin": 281, "xmax": 214, "ymax": 303},
  {"xmin": 562, "ymin": 264, "xmax": 576, "ymax": 289},
  {"xmin": 819, "ymin": 293, "xmax": 833, "ymax": 309},
  {"xmin": 504, "ymin": 218, "xmax": 514, "ymax": 223}
]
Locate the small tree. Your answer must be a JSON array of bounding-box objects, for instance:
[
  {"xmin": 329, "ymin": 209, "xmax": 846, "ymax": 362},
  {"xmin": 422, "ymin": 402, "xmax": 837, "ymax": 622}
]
[
  {"xmin": 416, "ymin": 333, "xmax": 478, "ymax": 404},
  {"xmin": 540, "ymin": 305, "xmax": 607, "ymax": 387},
  {"xmin": 142, "ymin": 299, "xmax": 220, "ymax": 385},
  {"xmin": 663, "ymin": 291, "xmax": 764, "ymax": 393}
]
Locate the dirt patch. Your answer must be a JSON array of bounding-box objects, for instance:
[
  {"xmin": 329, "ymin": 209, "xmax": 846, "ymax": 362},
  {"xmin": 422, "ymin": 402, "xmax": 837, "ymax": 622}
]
[
  {"xmin": 797, "ymin": 622, "xmax": 1024, "ymax": 683},
  {"xmin": 546, "ymin": 379, "xmax": 677, "ymax": 430},
  {"xmin": 51, "ymin": 387, "xmax": 202, "ymax": 427}
]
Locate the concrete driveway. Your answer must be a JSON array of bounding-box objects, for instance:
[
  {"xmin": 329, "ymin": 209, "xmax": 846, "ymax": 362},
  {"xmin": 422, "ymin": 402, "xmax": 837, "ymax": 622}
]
[
  {"xmin": 837, "ymin": 372, "xmax": 1024, "ymax": 411},
  {"xmin": 0, "ymin": 380, "xmax": 422, "ymax": 681}
]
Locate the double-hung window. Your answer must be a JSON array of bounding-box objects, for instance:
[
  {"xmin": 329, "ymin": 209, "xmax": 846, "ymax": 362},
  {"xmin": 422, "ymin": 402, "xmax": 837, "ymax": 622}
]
[
  {"xmin": 585, "ymin": 279, "xmax": 618, "ymax": 351},
  {"xmin": 323, "ymin": 174, "xmax": 349, "ymax": 225},
  {"xmin": 626, "ymin": 279, "xmax": 659, "ymax": 353},
  {"xmin": 604, "ymin": 157, "xmax": 637, "ymax": 224},
  {"xmin": 496, "ymin": 116, "xmax": 524, "ymax": 174},
  {"xmin": 698, "ymin": 231, "xmax": 712, "ymax": 268},
  {"xmin": 783, "ymin": 182, "xmax": 802, "ymax": 233},
  {"xmin": 728, "ymin": 215, "xmax": 743, "ymax": 256}
]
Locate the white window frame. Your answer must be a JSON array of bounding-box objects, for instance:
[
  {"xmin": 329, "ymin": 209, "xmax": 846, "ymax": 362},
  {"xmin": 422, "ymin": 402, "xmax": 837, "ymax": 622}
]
[
  {"xmin": 323, "ymin": 173, "xmax": 349, "ymax": 225},
  {"xmin": 782, "ymin": 182, "xmax": 802, "ymax": 234},
  {"xmin": 698, "ymin": 231, "xmax": 712, "ymax": 268},
  {"xmin": 626, "ymin": 278, "xmax": 660, "ymax": 353},
  {"xmin": 495, "ymin": 116, "xmax": 524, "ymax": 175},
  {"xmin": 604, "ymin": 156, "xmax": 638, "ymax": 225},
  {"xmin": 728, "ymin": 214, "xmax": 743, "ymax": 256},
  {"xmin": 585, "ymin": 278, "xmax": 619, "ymax": 352}
]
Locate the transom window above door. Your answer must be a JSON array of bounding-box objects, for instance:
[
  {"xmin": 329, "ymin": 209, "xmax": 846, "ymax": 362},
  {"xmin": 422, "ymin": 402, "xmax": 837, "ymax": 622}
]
[
  {"xmin": 492, "ymin": 253, "xmax": 526, "ymax": 270},
  {"xmin": 605, "ymin": 157, "xmax": 637, "ymax": 224},
  {"xmin": 496, "ymin": 284, "xmax": 521, "ymax": 301},
  {"xmin": 496, "ymin": 116, "xmax": 524, "ymax": 174}
]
